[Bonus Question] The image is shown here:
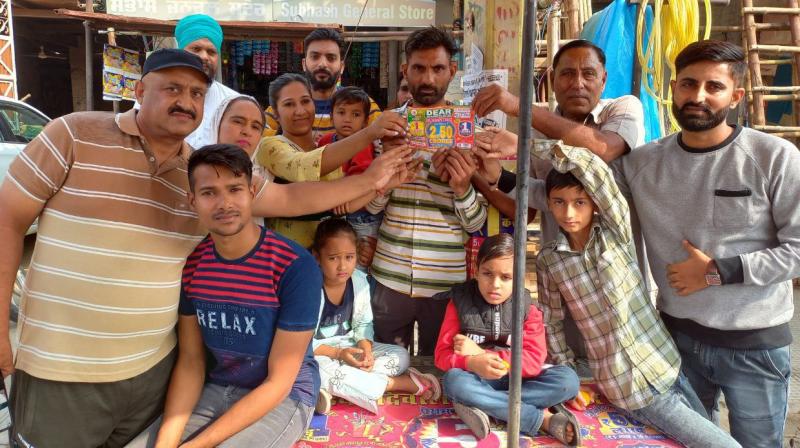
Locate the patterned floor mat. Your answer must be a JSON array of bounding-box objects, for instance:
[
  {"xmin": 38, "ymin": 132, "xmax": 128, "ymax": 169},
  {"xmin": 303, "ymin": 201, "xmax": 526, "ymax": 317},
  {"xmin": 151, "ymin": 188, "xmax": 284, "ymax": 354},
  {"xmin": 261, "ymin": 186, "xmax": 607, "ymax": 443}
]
[{"xmin": 295, "ymin": 386, "xmax": 681, "ymax": 447}]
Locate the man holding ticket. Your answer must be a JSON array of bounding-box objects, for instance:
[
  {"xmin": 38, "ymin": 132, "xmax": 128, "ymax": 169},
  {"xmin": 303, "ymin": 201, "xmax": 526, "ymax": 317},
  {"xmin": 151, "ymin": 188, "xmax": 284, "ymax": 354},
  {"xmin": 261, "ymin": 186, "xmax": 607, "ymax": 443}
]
[{"xmin": 367, "ymin": 27, "xmax": 488, "ymax": 356}]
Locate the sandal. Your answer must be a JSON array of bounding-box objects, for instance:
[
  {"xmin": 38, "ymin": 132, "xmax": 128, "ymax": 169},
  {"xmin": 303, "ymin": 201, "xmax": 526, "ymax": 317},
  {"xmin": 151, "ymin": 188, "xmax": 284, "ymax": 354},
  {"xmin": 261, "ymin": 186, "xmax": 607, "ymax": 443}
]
[
  {"xmin": 315, "ymin": 389, "xmax": 332, "ymax": 415},
  {"xmin": 407, "ymin": 367, "xmax": 441, "ymax": 401},
  {"xmin": 453, "ymin": 401, "xmax": 490, "ymax": 439},
  {"xmin": 548, "ymin": 403, "xmax": 582, "ymax": 446}
]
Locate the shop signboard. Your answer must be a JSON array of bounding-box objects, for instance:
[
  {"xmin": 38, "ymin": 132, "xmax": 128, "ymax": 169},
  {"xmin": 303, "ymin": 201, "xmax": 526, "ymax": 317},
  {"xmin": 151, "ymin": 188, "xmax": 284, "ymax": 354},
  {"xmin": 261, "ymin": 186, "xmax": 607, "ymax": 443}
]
[{"xmin": 106, "ymin": 0, "xmax": 436, "ymax": 27}]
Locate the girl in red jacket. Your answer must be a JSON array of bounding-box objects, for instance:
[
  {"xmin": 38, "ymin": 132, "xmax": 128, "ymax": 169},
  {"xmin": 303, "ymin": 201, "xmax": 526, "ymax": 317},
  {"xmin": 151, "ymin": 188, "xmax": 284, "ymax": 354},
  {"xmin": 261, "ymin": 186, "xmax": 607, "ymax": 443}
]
[{"xmin": 434, "ymin": 233, "xmax": 581, "ymax": 445}]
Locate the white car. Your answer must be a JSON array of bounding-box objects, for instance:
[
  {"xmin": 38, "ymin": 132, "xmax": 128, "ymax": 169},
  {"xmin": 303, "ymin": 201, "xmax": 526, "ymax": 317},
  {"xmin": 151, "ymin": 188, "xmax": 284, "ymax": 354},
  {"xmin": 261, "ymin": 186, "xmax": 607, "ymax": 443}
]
[
  {"xmin": 0, "ymin": 97, "xmax": 51, "ymax": 322},
  {"xmin": 0, "ymin": 97, "xmax": 50, "ymax": 187}
]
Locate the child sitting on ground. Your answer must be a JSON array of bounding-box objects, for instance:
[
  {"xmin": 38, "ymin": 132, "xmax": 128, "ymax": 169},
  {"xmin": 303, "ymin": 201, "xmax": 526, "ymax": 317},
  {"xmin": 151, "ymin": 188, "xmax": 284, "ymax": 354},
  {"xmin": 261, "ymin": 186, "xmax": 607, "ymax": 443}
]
[
  {"xmin": 311, "ymin": 218, "xmax": 440, "ymax": 414},
  {"xmin": 319, "ymin": 87, "xmax": 384, "ymax": 270},
  {"xmin": 434, "ymin": 233, "xmax": 581, "ymax": 445},
  {"xmin": 534, "ymin": 142, "xmax": 740, "ymax": 448}
]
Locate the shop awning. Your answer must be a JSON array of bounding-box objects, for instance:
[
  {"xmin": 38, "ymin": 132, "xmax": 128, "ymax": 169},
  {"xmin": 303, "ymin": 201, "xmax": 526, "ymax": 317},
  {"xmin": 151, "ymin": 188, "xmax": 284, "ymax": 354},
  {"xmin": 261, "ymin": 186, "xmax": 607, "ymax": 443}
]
[{"xmin": 51, "ymin": 9, "xmax": 341, "ymax": 40}]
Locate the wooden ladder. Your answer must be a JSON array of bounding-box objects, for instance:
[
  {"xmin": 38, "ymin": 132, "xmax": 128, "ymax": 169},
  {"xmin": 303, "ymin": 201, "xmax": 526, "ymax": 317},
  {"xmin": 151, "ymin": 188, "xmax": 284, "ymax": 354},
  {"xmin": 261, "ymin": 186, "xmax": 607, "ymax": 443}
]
[{"xmin": 741, "ymin": 0, "xmax": 800, "ymax": 139}]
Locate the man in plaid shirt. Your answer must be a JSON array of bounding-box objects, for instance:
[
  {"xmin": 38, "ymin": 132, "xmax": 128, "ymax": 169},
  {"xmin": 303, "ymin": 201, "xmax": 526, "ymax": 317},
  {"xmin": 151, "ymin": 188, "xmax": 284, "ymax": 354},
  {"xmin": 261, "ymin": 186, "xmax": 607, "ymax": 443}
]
[{"xmin": 534, "ymin": 141, "xmax": 738, "ymax": 448}]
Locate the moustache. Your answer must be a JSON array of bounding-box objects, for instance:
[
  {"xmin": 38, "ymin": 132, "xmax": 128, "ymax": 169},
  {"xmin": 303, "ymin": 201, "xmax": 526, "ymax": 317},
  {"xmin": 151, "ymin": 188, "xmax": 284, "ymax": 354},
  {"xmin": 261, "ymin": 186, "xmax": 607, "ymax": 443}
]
[
  {"xmin": 314, "ymin": 69, "xmax": 332, "ymax": 77},
  {"xmin": 417, "ymin": 84, "xmax": 438, "ymax": 93},
  {"xmin": 680, "ymin": 102, "xmax": 712, "ymax": 114},
  {"xmin": 213, "ymin": 210, "xmax": 240, "ymax": 220},
  {"xmin": 169, "ymin": 106, "xmax": 196, "ymax": 119}
]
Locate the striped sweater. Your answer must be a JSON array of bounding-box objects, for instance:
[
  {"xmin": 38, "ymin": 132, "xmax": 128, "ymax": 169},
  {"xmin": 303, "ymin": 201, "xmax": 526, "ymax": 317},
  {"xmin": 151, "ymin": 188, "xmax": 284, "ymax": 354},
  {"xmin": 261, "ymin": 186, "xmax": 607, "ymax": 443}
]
[{"xmin": 367, "ymin": 150, "xmax": 487, "ymax": 298}]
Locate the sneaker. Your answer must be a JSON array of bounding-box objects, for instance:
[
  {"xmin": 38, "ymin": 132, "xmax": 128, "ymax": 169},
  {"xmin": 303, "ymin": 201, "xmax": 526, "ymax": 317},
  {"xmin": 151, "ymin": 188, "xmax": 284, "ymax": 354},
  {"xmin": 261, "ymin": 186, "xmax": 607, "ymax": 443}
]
[
  {"xmin": 316, "ymin": 389, "xmax": 332, "ymax": 415},
  {"xmin": 453, "ymin": 401, "xmax": 490, "ymax": 439}
]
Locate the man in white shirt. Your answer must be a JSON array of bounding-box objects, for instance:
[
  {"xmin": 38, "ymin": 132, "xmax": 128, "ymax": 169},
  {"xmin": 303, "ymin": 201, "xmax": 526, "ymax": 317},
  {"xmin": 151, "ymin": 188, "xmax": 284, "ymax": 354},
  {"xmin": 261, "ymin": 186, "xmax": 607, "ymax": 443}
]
[{"xmin": 174, "ymin": 13, "xmax": 239, "ymax": 148}]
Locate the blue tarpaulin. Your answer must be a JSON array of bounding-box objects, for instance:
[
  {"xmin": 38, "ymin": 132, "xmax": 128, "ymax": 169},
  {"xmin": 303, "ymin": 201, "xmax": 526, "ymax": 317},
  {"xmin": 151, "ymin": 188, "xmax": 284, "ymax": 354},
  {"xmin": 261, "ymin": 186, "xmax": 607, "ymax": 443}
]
[{"xmin": 581, "ymin": 0, "xmax": 662, "ymax": 142}]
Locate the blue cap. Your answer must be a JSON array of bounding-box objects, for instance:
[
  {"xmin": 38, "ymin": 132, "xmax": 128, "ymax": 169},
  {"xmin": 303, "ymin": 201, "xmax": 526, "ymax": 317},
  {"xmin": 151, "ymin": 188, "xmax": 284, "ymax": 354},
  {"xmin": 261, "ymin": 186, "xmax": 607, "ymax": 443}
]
[{"xmin": 142, "ymin": 48, "xmax": 212, "ymax": 84}]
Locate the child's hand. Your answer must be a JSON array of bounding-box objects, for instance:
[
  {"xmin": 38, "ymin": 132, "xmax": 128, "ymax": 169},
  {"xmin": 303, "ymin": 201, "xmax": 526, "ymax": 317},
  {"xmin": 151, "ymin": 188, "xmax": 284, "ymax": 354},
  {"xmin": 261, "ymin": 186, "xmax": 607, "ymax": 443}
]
[
  {"xmin": 368, "ymin": 111, "xmax": 408, "ymax": 140},
  {"xmin": 357, "ymin": 340, "xmax": 374, "ymax": 372},
  {"xmin": 565, "ymin": 386, "xmax": 596, "ymax": 411},
  {"xmin": 466, "ymin": 352, "xmax": 507, "ymax": 380},
  {"xmin": 357, "ymin": 236, "xmax": 377, "ymax": 267},
  {"xmin": 338, "ymin": 347, "xmax": 367, "ymax": 368},
  {"xmin": 453, "ymin": 334, "xmax": 485, "ymax": 356}
]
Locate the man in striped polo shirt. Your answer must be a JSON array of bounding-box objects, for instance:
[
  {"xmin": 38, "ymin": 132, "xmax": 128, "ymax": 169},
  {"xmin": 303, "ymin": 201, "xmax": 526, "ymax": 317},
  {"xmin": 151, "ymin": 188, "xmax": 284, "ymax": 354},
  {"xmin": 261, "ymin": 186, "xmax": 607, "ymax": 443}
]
[
  {"xmin": 0, "ymin": 49, "xmax": 405, "ymax": 447},
  {"xmin": 367, "ymin": 27, "xmax": 487, "ymax": 356}
]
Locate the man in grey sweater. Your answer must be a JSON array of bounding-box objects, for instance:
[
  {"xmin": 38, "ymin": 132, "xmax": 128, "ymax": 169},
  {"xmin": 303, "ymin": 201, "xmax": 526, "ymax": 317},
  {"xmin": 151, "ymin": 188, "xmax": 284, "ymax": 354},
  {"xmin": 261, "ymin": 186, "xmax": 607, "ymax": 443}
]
[{"xmin": 615, "ymin": 40, "xmax": 800, "ymax": 448}]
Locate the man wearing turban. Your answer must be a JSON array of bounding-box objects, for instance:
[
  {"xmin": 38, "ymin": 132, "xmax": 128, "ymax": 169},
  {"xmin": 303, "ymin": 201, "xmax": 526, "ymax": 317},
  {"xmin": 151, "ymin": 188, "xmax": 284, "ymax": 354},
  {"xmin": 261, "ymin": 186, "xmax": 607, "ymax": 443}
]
[{"xmin": 175, "ymin": 13, "xmax": 240, "ymax": 149}]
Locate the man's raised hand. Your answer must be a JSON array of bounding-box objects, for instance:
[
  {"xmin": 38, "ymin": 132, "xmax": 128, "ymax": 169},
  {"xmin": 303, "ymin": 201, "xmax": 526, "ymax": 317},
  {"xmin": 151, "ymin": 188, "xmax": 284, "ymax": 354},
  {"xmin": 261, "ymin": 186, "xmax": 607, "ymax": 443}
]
[{"xmin": 472, "ymin": 84, "xmax": 521, "ymax": 118}]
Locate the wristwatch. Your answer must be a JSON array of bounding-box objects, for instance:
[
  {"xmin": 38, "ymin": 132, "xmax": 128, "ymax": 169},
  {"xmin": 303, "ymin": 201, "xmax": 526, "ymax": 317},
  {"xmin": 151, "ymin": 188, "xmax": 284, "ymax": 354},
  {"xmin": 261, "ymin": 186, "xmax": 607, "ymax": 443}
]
[{"xmin": 705, "ymin": 261, "xmax": 722, "ymax": 286}]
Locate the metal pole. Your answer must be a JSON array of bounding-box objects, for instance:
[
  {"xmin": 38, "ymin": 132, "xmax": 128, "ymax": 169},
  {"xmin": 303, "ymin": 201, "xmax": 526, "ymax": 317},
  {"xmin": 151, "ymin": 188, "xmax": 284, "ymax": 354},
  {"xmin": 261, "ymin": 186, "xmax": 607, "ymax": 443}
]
[
  {"xmin": 83, "ymin": 0, "xmax": 94, "ymax": 111},
  {"xmin": 84, "ymin": 20, "xmax": 93, "ymax": 111},
  {"xmin": 508, "ymin": 1, "xmax": 536, "ymax": 447},
  {"xmin": 107, "ymin": 27, "xmax": 120, "ymax": 114}
]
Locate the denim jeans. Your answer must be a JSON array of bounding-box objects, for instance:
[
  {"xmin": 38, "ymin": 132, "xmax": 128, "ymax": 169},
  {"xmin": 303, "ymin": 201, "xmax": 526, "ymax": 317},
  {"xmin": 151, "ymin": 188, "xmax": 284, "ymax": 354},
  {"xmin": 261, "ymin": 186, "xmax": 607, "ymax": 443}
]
[
  {"xmin": 626, "ymin": 373, "xmax": 741, "ymax": 448},
  {"xmin": 124, "ymin": 383, "xmax": 313, "ymax": 448},
  {"xmin": 348, "ymin": 210, "xmax": 384, "ymax": 272},
  {"xmin": 347, "ymin": 210, "xmax": 384, "ymax": 240},
  {"xmin": 442, "ymin": 365, "xmax": 579, "ymax": 436},
  {"xmin": 672, "ymin": 329, "xmax": 790, "ymax": 448}
]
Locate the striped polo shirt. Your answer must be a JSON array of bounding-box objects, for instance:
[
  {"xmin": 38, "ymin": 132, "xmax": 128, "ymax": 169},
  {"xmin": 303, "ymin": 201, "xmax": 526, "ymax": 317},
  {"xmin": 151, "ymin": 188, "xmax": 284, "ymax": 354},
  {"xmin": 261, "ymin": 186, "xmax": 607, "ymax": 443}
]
[
  {"xmin": 366, "ymin": 150, "xmax": 487, "ymax": 298},
  {"xmin": 263, "ymin": 91, "xmax": 381, "ymax": 141},
  {"xmin": 6, "ymin": 109, "xmax": 206, "ymax": 382}
]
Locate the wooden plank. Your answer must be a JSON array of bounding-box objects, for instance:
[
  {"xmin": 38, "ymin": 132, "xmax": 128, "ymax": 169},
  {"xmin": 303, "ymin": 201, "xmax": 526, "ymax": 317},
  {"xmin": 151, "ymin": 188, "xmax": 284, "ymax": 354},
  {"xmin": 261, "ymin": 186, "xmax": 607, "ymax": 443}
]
[
  {"xmin": 788, "ymin": 0, "xmax": 800, "ymax": 127},
  {"xmin": 754, "ymin": 125, "xmax": 800, "ymax": 131},
  {"xmin": 752, "ymin": 44, "xmax": 800, "ymax": 53},
  {"xmin": 743, "ymin": 6, "xmax": 800, "ymax": 14},
  {"xmin": 52, "ymin": 9, "xmax": 341, "ymax": 39},
  {"xmin": 756, "ymin": 93, "xmax": 800, "ymax": 101},
  {"xmin": 743, "ymin": 0, "xmax": 766, "ymax": 125},
  {"xmin": 751, "ymin": 85, "xmax": 800, "ymax": 92},
  {"xmin": 709, "ymin": 23, "xmax": 790, "ymax": 32}
]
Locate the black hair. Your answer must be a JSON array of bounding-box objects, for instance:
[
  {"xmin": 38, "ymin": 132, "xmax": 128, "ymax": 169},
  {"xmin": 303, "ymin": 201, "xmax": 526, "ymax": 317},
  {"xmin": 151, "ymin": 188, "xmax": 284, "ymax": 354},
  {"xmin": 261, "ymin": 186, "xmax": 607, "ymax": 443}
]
[
  {"xmin": 675, "ymin": 40, "xmax": 746, "ymax": 86},
  {"xmin": 268, "ymin": 73, "xmax": 312, "ymax": 111},
  {"xmin": 331, "ymin": 86, "xmax": 371, "ymax": 117},
  {"xmin": 545, "ymin": 169, "xmax": 585, "ymax": 197},
  {"xmin": 223, "ymin": 96, "xmax": 266, "ymax": 130},
  {"xmin": 552, "ymin": 39, "xmax": 606, "ymax": 70},
  {"xmin": 404, "ymin": 26, "xmax": 460, "ymax": 59},
  {"xmin": 312, "ymin": 218, "xmax": 357, "ymax": 253},
  {"xmin": 304, "ymin": 28, "xmax": 345, "ymax": 58},
  {"xmin": 477, "ymin": 233, "xmax": 515, "ymax": 267},
  {"xmin": 188, "ymin": 144, "xmax": 253, "ymax": 191}
]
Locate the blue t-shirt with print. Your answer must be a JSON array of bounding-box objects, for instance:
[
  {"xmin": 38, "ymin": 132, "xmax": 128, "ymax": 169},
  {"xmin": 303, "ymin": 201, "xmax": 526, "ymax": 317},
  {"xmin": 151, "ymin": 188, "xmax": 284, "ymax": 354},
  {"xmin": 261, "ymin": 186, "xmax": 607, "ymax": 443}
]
[{"xmin": 179, "ymin": 226, "xmax": 322, "ymax": 407}]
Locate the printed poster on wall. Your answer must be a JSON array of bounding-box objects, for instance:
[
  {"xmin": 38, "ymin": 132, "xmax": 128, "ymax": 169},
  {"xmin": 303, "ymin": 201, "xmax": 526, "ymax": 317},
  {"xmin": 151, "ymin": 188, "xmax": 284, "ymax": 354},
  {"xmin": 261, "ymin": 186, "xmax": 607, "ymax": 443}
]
[{"xmin": 103, "ymin": 45, "xmax": 142, "ymax": 102}]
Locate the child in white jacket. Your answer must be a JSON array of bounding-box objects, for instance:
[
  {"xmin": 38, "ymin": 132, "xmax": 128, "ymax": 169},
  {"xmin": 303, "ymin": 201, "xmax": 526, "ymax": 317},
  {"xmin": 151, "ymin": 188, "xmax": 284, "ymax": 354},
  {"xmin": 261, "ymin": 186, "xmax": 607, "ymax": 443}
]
[{"xmin": 311, "ymin": 218, "xmax": 441, "ymax": 414}]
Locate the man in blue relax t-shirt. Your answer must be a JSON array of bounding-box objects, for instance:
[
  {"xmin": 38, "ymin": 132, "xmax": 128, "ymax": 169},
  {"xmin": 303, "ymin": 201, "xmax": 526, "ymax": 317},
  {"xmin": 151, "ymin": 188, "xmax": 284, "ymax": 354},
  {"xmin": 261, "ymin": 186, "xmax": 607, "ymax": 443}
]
[{"xmin": 128, "ymin": 144, "xmax": 322, "ymax": 448}]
